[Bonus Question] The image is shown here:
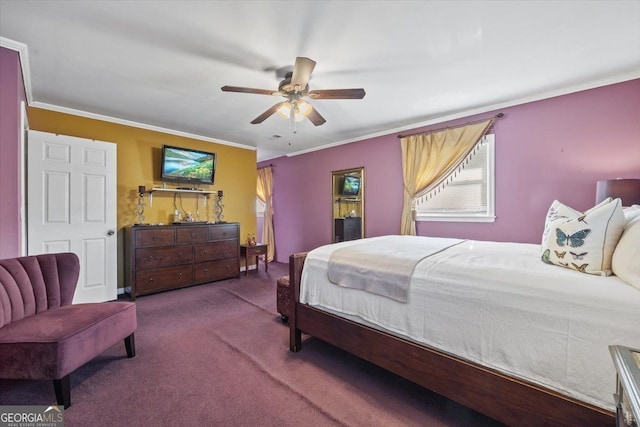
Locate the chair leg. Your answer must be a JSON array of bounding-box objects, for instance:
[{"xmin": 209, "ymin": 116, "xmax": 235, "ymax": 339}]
[
  {"xmin": 53, "ymin": 375, "xmax": 70, "ymax": 409},
  {"xmin": 125, "ymin": 333, "xmax": 136, "ymax": 358}
]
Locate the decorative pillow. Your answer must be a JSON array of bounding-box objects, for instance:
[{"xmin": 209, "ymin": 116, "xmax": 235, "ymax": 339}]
[
  {"xmin": 541, "ymin": 197, "xmax": 612, "ymax": 242},
  {"xmin": 612, "ymin": 216, "xmax": 640, "ymax": 290},
  {"xmin": 541, "ymin": 198, "xmax": 625, "ymax": 275}
]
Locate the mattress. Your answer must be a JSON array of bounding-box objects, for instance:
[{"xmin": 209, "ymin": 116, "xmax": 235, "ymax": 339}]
[{"xmin": 300, "ymin": 235, "xmax": 640, "ymax": 411}]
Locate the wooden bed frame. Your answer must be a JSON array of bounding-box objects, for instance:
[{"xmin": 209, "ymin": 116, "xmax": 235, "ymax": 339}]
[{"xmin": 287, "ymin": 252, "xmax": 614, "ymax": 427}]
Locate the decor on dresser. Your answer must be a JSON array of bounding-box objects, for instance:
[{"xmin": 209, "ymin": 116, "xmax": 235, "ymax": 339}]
[
  {"xmin": 215, "ymin": 190, "xmax": 225, "ymax": 223},
  {"xmin": 596, "ymin": 178, "xmax": 640, "ymax": 206},
  {"xmin": 136, "ymin": 185, "xmax": 146, "ymax": 224}
]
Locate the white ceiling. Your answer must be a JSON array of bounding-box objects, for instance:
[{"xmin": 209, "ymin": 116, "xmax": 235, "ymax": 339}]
[{"xmin": 1, "ymin": 1, "xmax": 639, "ymax": 162}]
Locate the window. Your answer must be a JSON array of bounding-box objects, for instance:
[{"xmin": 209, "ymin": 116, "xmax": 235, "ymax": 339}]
[
  {"xmin": 415, "ymin": 134, "xmax": 495, "ymax": 222},
  {"xmin": 256, "ymin": 197, "xmax": 266, "ymax": 218}
]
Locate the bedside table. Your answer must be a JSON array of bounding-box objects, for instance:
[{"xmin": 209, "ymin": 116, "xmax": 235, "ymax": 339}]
[
  {"xmin": 610, "ymin": 345, "xmax": 640, "ymax": 427},
  {"xmin": 240, "ymin": 243, "xmax": 268, "ymax": 276}
]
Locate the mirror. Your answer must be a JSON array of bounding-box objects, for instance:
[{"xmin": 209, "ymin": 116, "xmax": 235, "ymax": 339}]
[{"xmin": 332, "ymin": 167, "xmax": 365, "ymax": 243}]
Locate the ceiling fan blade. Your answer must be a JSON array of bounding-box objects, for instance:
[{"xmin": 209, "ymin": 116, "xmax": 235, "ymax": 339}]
[
  {"xmin": 250, "ymin": 103, "xmax": 283, "ymax": 124},
  {"xmin": 221, "ymin": 86, "xmax": 280, "ymax": 96},
  {"xmin": 307, "ymin": 108, "xmax": 326, "ymax": 126},
  {"xmin": 290, "ymin": 57, "xmax": 316, "ymax": 91},
  {"xmin": 308, "ymin": 88, "xmax": 366, "ymax": 99}
]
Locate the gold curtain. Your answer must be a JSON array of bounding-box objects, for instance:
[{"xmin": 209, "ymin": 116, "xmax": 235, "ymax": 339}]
[
  {"xmin": 400, "ymin": 119, "xmax": 494, "ymax": 235},
  {"xmin": 257, "ymin": 166, "xmax": 275, "ymax": 262}
]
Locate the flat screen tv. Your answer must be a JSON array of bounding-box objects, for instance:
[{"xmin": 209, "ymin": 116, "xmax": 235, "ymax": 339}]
[
  {"xmin": 341, "ymin": 175, "xmax": 361, "ymax": 196},
  {"xmin": 161, "ymin": 145, "xmax": 216, "ymax": 185}
]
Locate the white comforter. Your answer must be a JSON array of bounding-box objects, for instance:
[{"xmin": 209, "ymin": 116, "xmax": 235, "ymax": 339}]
[{"xmin": 300, "ymin": 236, "xmax": 640, "ymax": 411}]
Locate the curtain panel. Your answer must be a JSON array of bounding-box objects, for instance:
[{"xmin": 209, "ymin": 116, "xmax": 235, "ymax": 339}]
[
  {"xmin": 257, "ymin": 166, "xmax": 275, "ymax": 262},
  {"xmin": 400, "ymin": 119, "xmax": 494, "ymax": 235}
]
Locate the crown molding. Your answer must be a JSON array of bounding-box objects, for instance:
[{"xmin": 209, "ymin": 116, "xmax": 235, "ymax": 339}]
[
  {"xmin": 283, "ymin": 71, "xmax": 640, "ymax": 159},
  {"xmin": 30, "ymin": 101, "xmax": 256, "ymax": 151}
]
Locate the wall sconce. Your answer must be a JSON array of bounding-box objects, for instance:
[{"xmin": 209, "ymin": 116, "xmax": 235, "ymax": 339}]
[
  {"xmin": 136, "ymin": 186, "xmax": 146, "ymax": 224},
  {"xmin": 215, "ymin": 190, "xmax": 225, "ymax": 223},
  {"xmin": 596, "ymin": 179, "xmax": 640, "ymax": 206}
]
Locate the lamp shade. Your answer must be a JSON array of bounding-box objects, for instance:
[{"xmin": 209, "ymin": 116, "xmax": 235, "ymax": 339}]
[{"xmin": 595, "ymin": 179, "xmax": 640, "ymax": 206}]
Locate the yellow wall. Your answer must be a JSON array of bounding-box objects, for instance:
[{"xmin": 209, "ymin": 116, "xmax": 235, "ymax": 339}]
[{"xmin": 27, "ymin": 107, "xmax": 257, "ymax": 288}]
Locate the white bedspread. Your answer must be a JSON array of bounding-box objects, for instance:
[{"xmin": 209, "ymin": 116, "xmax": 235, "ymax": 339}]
[
  {"xmin": 327, "ymin": 235, "xmax": 463, "ymax": 302},
  {"xmin": 300, "ymin": 236, "xmax": 640, "ymax": 411}
]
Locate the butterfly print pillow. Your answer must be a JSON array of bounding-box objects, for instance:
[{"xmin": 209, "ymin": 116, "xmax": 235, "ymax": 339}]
[{"xmin": 541, "ymin": 198, "xmax": 624, "ymax": 275}]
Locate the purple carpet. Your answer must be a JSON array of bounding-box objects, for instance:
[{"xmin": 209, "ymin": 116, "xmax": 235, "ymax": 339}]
[{"xmin": 0, "ymin": 262, "xmax": 505, "ymax": 426}]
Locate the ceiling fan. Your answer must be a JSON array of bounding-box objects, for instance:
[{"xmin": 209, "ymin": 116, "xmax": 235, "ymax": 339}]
[{"xmin": 221, "ymin": 57, "xmax": 365, "ymax": 126}]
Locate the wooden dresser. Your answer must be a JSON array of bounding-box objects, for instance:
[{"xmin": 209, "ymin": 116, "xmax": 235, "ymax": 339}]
[
  {"xmin": 124, "ymin": 223, "xmax": 240, "ymax": 299},
  {"xmin": 334, "ymin": 217, "xmax": 362, "ymax": 242}
]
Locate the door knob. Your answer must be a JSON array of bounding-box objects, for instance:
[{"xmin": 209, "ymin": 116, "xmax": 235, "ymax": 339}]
[{"xmin": 107, "ymin": 230, "xmax": 115, "ymax": 236}]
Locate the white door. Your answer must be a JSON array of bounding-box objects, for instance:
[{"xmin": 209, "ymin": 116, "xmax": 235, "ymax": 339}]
[{"xmin": 27, "ymin": 130, "xmax": 117, "ymax": 303}]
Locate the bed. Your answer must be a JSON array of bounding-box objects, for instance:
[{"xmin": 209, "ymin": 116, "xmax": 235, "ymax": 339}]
[{"xmin": 287, "ymin": 235, "xmax": 640, "ymax": 426}]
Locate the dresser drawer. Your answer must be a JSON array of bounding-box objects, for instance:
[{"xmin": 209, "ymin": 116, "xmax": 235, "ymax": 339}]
[
  {"xmin": 135, "ymin": 228, "xmax": 175, "ymax": 246},
  {"xmin": 176, "ymin": 226, "xmax": 209, "ymax": 243},
  {"xmin": 195, "ymin": 258, "xmax": 239, "ymax": 283},
  {"xmin": 194, "ymin": 240, "xmax": 238, "ymax": 262},
  {"xmin": 136, "ymin": 265, "xmax": 193, "ymax": 294},
  {"xmin": 244, "ymin": 244, "xmax": 266, "ymax": 256},
  {"xmin": 210, "ymin": 224, "xmax": 239, "ymax": 241},
  {"xmin": 136, "ymin": 245, "xmax": 193, "ymax": 269}
]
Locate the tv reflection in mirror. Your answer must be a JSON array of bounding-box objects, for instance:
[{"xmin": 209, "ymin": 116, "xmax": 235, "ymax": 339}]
[
  {"xmin": 341, "ymin": 175, "xmax": 361, "ymax": 196},
  {"xmin": 161, "ymin": 145, "xmax": 216, "ymax": 186}
]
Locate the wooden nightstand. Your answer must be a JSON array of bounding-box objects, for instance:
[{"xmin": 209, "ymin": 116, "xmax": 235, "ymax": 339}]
[
  {"xmin": 610, "ymin": 345, "xmax": 640, "ymax": 427},
  {"xmin": 240, "ymin": 243, "xmax": 268, "ymax": 276}
]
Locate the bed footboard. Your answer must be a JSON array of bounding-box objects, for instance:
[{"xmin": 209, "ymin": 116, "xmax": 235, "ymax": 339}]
[{"xmin": 287, "ymin": 251, "xmax": 613, "ymax": 426}]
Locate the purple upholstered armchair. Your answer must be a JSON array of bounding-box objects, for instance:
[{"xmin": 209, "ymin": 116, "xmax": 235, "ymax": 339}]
[{"xmin": 0, "ymin": 253, "xmax": 137, "ymax": 408}]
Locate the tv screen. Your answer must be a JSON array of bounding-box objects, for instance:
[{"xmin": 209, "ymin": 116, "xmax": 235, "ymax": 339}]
[
  {"xmin": 161, "ymin": 145, "xmax": 216, "ymax": 185},
  {"xmin": 341, "ymin": 175, "xmax": 361, "ymax": 196}
]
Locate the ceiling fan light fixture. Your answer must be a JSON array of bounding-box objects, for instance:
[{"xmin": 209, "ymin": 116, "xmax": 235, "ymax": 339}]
[
  {"xmin": 223, "ymin": 57, "xmax": 360, "ymax": 127},
  {"xmin": 277, "ymin": 100, "xmax": 312, "ymax": 122}
]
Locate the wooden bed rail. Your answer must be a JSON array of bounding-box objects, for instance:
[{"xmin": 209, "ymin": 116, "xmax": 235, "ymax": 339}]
[
  {"xmin": 288, "ymin": 252, "xmax": 307, "ymax": 352},
  {"xmin": 287, "ymin": 251, "xmax": 614, "ymax": 426}
]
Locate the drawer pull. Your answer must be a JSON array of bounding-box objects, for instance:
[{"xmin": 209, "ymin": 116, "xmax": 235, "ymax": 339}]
[
  {"xmin": 148, "ymin": 278, "xmax": 154, "ymax": 282},
  {"xmin": 222, "ymin": 232, "xmax": 227, "ymax": 236},
  {"xmin": 204, "ymin": 268, "xmax": 209, "ymax": 273},
  {"xmin": 148, "ymin": 256, "xmax": 154, "ymax": 262},
  {"xmin": 204, "ymin": 249, "xmax": 208, "ymax": 254},
  {"xmin": 178, "ymin": 252, "xmax": 183, "ymax": 258},
  {"xmin": 152, "ymin": 236, "xmax": 158, "ymax": 241},
  {"xmin": 190, "ymin": 233, "xmax": 196, "ymax": 238},
  {"xmin": 178, "ymin": 273, "xmax": 183, "ymax": 278}
]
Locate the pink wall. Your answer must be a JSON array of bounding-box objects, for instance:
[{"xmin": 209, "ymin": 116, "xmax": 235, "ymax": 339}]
[
  {"xmin": 260, "ymin": 79, "xmax": 640, "ymax": 262},
  {"xmin": 0, "ymin": 47, "xmax": 26, "ymax": 258}
]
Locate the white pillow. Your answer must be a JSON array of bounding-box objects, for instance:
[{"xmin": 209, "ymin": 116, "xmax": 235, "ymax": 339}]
[
  {"xmin": 541, "ymin": 198, "xmax": 625, "ymax": 275},
  {"xmin": 623, "ymin": 205, "xmax": 640, "ymax": 228},
  {"xmin": 612, "ymin": 216, "xmax": 640, "ymax": 290},
  {"xmin": 541, "ymin": 197, "xmax": 612, "ymax": 242}
]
